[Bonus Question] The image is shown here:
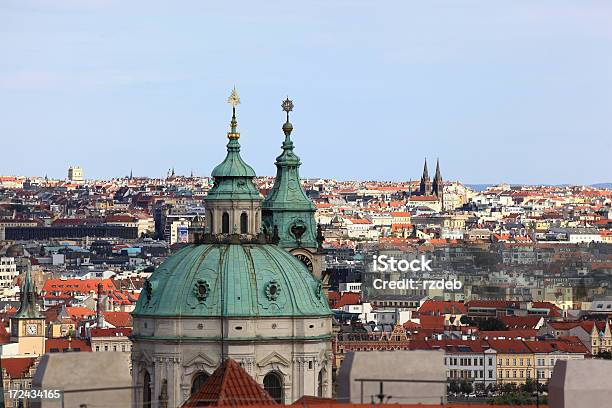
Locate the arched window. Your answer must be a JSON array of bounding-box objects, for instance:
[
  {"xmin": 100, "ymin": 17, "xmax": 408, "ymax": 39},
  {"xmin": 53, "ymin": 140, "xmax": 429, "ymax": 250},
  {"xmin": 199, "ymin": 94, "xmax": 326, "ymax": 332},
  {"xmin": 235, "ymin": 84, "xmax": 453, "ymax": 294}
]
[
  {"xmin": 222, "ymin": 212, "xmax": 230, "ymax": 234},
  {"xmin": 143, "ymin": 371, "xmax": 151, "ymax": 408},
  {"xmin": 240, "ymin": 213, "xmax": 248, "ymax": 234},
  {"xmin": 191, "ymin": 371, "xmax": 209, "ymax": 395},
  {"xmin": 317, "ymin": 369, "xmax": 324, "ymax": 397},
  {"xmin": 263, "ymin": 372, "xmax": 283, "ymax": 403},
  {"xmin": 208, "ymin": 210, "xmax": 214, "ymax": 232}
]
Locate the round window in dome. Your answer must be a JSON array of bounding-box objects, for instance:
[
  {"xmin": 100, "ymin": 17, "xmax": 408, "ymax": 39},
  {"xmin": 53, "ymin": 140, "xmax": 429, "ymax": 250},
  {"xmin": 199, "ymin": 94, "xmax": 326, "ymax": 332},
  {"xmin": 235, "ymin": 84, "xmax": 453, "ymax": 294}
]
[
  {"xmin": 193, "ymin": 279, "xmax": 210, "ymax": 302},
  {"xmin": 265, "ymin": 280, "xmax": 281, "ymax": 301}
]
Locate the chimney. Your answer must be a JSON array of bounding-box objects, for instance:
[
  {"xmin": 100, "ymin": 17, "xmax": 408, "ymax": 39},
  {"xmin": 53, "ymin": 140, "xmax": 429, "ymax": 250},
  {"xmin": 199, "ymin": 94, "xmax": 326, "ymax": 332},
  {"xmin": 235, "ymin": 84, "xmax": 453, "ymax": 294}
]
[{"xmin": 96, "ymin": 282, "xmax": 105, "ymax": 327}]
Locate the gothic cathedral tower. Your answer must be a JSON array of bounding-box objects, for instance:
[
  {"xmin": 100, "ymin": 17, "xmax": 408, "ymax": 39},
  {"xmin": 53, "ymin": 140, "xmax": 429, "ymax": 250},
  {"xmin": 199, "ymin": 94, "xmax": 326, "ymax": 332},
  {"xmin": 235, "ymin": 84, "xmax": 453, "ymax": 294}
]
[
  {"xmin": 262, "ymin": 99, "xmax": 324, "ymax": 279},
  {"xmin": 419, "ymin": 158, "xmax": 432, "ymax": 196}
]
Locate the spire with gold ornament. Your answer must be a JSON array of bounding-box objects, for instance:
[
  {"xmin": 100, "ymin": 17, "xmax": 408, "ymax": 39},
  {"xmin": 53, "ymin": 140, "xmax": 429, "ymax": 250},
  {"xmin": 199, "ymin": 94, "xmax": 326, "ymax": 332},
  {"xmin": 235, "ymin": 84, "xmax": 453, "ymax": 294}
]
[{"xmin": 262, "ymin": 97, "xmax": 318, "ymax": 250}]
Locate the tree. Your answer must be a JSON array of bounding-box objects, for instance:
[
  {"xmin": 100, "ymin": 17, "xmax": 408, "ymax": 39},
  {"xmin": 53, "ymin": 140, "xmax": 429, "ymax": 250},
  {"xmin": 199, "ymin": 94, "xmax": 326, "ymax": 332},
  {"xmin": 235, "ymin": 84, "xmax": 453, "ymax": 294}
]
[
  {"xmin": 448, "ymin": 380, "xmax": 460, "ymax": 394},
  {"xmin": 460, "ymin": 379, "xmax": 474, "ymax": 395},
  {"xmin": 521, "ymin": 379, "xmax": 536, "ymax": 393},
  {"xmin": 475, "ymin": 382, "xmax": 486, "ymax": 394}
]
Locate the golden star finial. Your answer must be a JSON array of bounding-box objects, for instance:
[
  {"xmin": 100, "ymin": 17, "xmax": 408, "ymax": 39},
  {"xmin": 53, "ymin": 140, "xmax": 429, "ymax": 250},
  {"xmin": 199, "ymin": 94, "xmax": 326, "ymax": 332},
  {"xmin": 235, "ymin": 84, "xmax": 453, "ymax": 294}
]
[{"xmin": 228, "ymin": 87, "xmax": 240, "ymax": 107}]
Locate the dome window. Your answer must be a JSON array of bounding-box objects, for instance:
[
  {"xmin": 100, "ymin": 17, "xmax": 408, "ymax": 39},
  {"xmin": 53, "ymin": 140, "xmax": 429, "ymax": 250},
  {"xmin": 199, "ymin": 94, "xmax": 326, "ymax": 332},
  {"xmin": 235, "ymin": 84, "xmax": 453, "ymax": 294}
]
[
  {"xmin": 222, "ymin": 212, "xmax": 230, "ymax": 234},
  {"xmin": 240, "ymin": 213, "xmax": 248, "ymax": 234},
  {"xmin": 265, "ymin": 280, "xmax": 281, "ymax": 301},
  {"xmin": 193, "ymin": 279, "xmax": 210, "ymax": 302}
]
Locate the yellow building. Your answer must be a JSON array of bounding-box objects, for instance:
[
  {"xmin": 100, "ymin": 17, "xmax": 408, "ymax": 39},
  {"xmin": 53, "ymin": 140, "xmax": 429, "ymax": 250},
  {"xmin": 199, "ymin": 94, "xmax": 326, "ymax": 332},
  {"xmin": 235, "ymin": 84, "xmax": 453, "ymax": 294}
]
[{"xmin": 488, "ymin": 340, "xmax": 535, "ymax": 385}]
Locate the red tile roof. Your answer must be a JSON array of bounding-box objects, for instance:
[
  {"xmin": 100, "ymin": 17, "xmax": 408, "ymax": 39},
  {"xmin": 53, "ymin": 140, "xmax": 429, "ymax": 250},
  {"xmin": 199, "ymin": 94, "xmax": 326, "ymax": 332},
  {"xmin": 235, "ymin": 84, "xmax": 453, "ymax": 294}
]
[
  {"xmin": 103, "ymin": 311, "xmax": 133, "ymax": 328},
  {"xmin": 330, "ymin": 293, "xmax": 361, "ymax": 309},
  {"xmin": 418, "ymin": 300, "xmax": 466, "ymax": 315},
  {"xmin": 479, "ymin": 329, "xmax": 537, "ymax": 340},
  {"xmin": 181, "ymin": 359, "xmax": 277, "ymax": 407},
  {"xmin": 498, "ymin": 315, "xmax": 542, "ymax": 329},
  {"xmin": 1, "ymin": 357, "xmax": 37, "ymax": 379},
  {"xmin": 90, "ymin": 328, "xmax": 132, "ymax": 337},
  {"xmin": 45, "ymin": 338, "xmax": 92, "ymax": 353},
  {"xmin": 42, "ymin": 278, "xmax": 116, "ymax": 294}
]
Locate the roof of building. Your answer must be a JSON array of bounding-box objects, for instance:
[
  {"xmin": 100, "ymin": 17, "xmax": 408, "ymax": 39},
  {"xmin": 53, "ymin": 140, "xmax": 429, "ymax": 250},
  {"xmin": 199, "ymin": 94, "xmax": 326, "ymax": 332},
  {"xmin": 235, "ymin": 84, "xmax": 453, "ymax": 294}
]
[
  {"xmin": 90, "ymin": 327, "xmax": 132, "ymax": 337},
  {"xmin": 103, "ymin": 311, "xmax": 133, "ymax": 327},
  {"xmin": 133, "ymin": 244, "xmax": 331, "ymax": 318},
  {"xmin": 418, "ymin": 300, "xmax": 466, "ymax": 315},
  {"xmin": 1, "ymin": 357, "xmax": 37, "ymax": 379},
  {"xmin": 181, "ymin": 359, "xmax": 277, "ymax": 407},
  {"xmin": 45, "ymin": 338, "xmax": 92, "ymax": 353}
]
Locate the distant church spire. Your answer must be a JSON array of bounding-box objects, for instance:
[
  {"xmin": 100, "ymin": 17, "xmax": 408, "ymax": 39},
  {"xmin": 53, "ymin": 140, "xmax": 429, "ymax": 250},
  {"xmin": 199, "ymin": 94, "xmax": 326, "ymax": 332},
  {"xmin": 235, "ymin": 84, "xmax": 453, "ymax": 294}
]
[
  {"xmin": 432, "ymin": 158, "xmax": 443, "ymax": 197},
  {"xmin": 14, "ymin": 269, "xmax": 42, "ymax": 319},
  {"xmin": 419, "ymin": 158, "xmax": 432, "ymax": 196}
]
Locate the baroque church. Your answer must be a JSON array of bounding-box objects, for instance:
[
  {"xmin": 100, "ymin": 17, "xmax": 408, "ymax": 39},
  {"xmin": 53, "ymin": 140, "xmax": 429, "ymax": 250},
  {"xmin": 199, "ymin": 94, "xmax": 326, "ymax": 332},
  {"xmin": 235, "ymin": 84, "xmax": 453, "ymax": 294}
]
[{"xmin": 131, "ymin": 90, "xmax": 332, "ymax": 407}]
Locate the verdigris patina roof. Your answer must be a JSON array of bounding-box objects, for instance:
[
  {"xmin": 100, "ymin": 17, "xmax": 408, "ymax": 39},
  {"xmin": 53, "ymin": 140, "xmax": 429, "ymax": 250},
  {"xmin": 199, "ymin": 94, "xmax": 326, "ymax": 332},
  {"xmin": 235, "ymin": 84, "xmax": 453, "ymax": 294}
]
[{"xmin": 133, "ymin": 244, "xmax": 330, "ymax": 318}]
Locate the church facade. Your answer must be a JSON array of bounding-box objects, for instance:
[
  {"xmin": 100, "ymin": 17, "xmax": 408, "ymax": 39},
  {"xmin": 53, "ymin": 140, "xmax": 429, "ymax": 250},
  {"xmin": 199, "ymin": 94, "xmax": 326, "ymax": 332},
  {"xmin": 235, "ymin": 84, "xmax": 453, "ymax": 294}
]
[{"xmin": 131, "ymin": 91, "xmax": 333, "ymax": 408}]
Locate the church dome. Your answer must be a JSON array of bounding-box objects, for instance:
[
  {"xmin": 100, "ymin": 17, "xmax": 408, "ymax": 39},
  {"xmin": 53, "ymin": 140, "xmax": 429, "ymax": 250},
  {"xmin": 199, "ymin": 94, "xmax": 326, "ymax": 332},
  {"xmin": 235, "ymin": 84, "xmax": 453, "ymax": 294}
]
[{"xmin": 132, "ymin": 243, "xmax": 330, "ymax": 318}]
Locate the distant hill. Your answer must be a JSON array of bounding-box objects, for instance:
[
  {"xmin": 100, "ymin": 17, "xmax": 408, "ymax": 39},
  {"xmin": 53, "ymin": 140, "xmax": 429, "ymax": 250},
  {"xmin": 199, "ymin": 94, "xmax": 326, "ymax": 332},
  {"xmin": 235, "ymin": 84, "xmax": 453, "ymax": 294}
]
[
  {"xmin": 592, "ymin": 183, "xmax": 612, "ymax": 189},
  {"xmin": 465, "ymin": 184, "xmax": 493, "ymax": 192},
  {"xmin": 465, "ymin": 183, "xmax": 612, "ymax": 191}
]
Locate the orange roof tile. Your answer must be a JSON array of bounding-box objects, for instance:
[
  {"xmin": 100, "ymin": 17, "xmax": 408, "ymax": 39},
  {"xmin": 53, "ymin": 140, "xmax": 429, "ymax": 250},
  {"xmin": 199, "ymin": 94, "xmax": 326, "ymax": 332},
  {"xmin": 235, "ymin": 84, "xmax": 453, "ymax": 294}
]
[{"xmin": 182, "ymin": 359, "xmax": 277, "ymax": 407}]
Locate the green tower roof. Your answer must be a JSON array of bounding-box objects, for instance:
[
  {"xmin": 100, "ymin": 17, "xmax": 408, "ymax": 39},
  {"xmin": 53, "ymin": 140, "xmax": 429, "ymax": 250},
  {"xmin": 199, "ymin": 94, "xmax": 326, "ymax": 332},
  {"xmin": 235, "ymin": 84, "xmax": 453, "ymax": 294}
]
[
  {"xmin": 133, "ymin": 244, "xmax": 330, "ymax": 318},
  {"xmin": 262, "ymin": 99, "xmax": 315, "ymax": 212},
  {"xmin": 14, "ymin": 269, "xmax": 42, "ymax": 319},
  {"xmin": 208, "ymin": 89, "xmax": 261, "ymax": 201},
  {"xmin": 262, "ymin": 98, "xmax": 318, "ymax": 249}
]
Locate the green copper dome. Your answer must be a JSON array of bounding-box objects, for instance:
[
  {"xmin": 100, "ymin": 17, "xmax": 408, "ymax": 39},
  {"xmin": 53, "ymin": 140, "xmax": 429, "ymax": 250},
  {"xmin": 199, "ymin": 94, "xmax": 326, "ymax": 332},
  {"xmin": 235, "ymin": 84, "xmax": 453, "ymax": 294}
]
[
  {"xmin": 210, "ymin": 138, "xmax": 256, "ymax": 179},
  {"xmin": 133, "ymin": 244, "xmax": 331, "ymax": 318}
]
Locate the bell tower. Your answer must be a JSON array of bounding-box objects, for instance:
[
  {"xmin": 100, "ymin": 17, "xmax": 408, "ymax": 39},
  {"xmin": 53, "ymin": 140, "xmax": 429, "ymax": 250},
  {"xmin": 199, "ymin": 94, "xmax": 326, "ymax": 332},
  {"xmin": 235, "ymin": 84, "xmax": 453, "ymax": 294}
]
[
  {"xmin": 262, "ymin": 98, "xmax": 324, "ymax": 278},
  {"xmin": 204, "ymin": 88, "xmax": 263, "ymax": 238},
  {"xmin": 10, "ymin": 269, "xmax": 46, "ymax": 355}
]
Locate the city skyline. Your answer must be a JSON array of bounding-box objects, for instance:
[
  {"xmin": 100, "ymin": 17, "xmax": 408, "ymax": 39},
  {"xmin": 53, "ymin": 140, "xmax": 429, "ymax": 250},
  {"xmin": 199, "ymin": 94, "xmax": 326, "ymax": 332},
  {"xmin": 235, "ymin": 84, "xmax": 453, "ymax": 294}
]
[{"xmin": 1, "ymin": 1, "xmax": 611, "ymax": 184}]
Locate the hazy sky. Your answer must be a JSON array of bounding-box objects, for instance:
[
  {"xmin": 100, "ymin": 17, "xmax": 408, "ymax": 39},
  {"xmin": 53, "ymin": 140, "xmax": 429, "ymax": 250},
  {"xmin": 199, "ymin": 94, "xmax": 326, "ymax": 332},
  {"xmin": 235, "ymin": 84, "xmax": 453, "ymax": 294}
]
[{"xmin": 1, "ymin": 1, "xmax": 611, "ymax": 184}]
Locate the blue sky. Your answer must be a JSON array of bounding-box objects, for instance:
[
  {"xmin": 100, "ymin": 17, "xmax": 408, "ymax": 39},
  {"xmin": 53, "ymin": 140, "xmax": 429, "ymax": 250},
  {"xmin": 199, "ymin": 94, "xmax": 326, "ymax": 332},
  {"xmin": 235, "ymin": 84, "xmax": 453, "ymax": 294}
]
[{"xmin": 1, "ymin": 0, "xmax": 611, "ymax": 184}]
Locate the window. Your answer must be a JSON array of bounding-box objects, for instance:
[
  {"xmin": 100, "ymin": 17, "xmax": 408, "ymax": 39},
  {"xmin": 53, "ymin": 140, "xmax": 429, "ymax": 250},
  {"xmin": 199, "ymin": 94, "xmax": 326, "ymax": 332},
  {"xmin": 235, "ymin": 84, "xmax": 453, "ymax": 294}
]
[
  {"xmin": 263, "ymin": 372, "xmax": 283, "ymax": 403},
  {"xmin": 143, "ymin": 371, "xmax": 151, "ymax": 408},
  {"xmin": 191, "ymin": 372, "xmax": 209, "ymax": 395},
  {"xmin": 240, "ymin": 213, "xmax": 248, "ymax": 234},
  {"xmin": 95, "ymin": 346, "xmax": 100, "ymax": 352},
  {"xmin": 222, "ymin": 212, "xmax": 230, "ymax": 234},
  {"xmin": 317, "ymin": 370, "xmax": 324, "ymax": 397}
]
